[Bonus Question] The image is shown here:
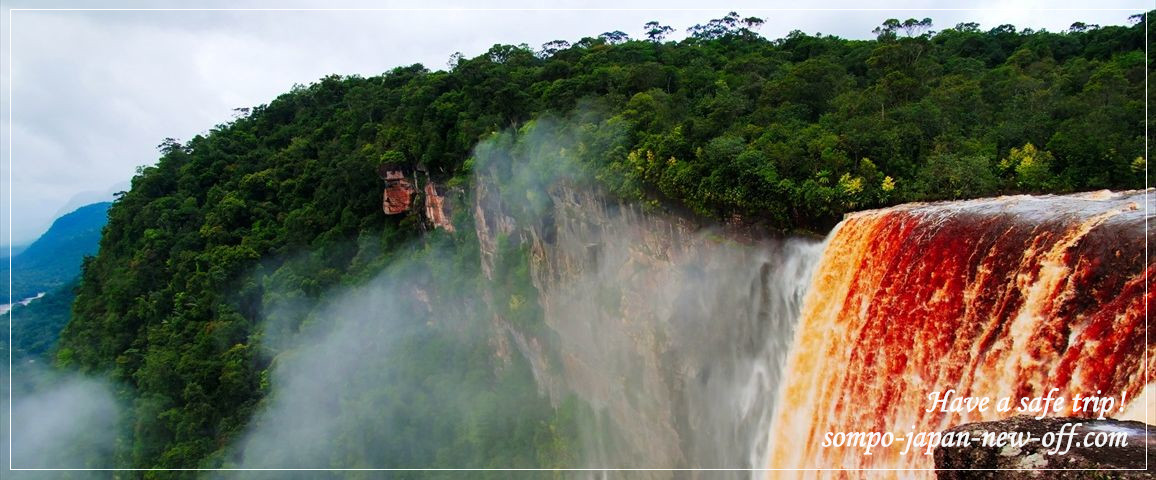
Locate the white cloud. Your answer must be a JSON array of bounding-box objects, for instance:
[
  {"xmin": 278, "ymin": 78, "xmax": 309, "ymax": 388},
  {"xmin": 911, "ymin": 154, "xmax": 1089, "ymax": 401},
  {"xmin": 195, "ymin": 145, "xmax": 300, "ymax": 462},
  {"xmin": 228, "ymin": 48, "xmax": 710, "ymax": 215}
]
[{"xmin": 0, "ymin": 0, "xmax": 1147, "ymax": 245}]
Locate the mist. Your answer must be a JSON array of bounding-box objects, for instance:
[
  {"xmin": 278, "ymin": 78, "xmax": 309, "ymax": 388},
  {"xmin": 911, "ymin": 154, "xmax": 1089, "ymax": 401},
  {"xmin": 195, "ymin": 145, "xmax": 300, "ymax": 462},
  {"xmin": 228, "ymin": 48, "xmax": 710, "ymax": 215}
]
[
  {"xmin": 1, "ymin": 364, "xmax": 119, "ymax": 478},
  {"xmin": 221, "ymin": 237, "xmax": 575, "ymax": 476},
  {"xmin": 220, "ymin": 112, "xmax": 824, "ymax": 477},
  {"xmin": 472, "ymin": 114, "xmax": 825, "ymax": 473},
  {"xmin": 526, "ymin": 200, "xmax": 823, "ymax": 472}
]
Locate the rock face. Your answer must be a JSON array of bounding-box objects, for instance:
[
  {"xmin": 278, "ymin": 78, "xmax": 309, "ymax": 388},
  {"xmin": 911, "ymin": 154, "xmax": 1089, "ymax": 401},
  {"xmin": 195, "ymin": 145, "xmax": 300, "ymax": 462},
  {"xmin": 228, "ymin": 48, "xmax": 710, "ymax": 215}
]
[
  {"xmin": 378, "ymin": 164, "xmax": 455, "ymax": 231},
  {"xmin": 935, "ymin": 415, "xmax": 1155, "ymax": 479},
  {"xmin": 423, "ymin": 183, "xmax": 455, "ymax": 232},
  {"xmin": 472, "ymin": 164, "xmax": 824, "ymax": 474},
  {"xmin": 379, "ymin": 165, "xmax": 415, "ymax": 215}
]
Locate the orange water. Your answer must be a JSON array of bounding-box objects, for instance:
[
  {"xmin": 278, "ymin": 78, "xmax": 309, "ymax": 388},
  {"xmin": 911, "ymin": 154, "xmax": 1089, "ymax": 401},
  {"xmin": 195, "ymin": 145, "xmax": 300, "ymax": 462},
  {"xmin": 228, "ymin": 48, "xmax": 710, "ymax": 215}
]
[{"xmin": 767, "ymin": 191, "xmax": 1154, "ymax": 478}]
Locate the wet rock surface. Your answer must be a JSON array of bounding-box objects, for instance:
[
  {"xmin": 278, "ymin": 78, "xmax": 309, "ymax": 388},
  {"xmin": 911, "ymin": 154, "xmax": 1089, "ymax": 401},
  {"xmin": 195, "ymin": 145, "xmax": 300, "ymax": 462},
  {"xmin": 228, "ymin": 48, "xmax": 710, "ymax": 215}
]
[{"xmin": 935, "ymin": 415, "xmax": 1154, "ymax": 479}]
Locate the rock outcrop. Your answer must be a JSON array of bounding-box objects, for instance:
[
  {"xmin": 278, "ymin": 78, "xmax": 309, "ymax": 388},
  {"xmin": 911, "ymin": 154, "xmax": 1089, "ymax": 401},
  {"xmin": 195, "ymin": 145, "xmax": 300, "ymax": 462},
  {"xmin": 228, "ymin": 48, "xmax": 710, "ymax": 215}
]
[
  {"xmin": 935, "ymin": 415, "xmax": 1155, "ymax": 479},
  {"xmin": 423, "ymin": 183, "xmax": 455, "ymax": 232},
  {"xmin": 378, "ymin": 164, "xmax": 456, "ymax": 231},
  {"xmin": 379, "ymin": 164, "xmax": 415, "ymax": 215}
]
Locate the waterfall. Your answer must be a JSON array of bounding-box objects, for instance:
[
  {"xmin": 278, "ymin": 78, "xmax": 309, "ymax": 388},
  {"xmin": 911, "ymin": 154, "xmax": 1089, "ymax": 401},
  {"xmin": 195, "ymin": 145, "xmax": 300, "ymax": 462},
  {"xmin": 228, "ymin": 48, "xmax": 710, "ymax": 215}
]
[{"xmin": 766, "ymin": 190, "xmax": 1153, "ymax": 477}]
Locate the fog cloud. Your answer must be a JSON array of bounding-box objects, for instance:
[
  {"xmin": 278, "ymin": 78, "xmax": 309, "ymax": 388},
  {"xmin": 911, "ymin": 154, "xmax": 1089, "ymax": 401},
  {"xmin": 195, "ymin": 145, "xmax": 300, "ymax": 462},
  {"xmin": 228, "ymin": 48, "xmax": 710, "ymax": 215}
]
[{"xmin": 2, "ymin": 365, "xmax": 119, "ymax": 477}]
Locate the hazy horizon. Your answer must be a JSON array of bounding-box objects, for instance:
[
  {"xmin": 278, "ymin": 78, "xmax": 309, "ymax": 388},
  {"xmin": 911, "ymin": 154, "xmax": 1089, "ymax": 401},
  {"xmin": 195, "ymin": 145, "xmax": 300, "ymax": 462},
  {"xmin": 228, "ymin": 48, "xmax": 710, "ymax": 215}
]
[{"xmin": 1, "ymin": 0, "xmax": 1149, "ymax": 246}]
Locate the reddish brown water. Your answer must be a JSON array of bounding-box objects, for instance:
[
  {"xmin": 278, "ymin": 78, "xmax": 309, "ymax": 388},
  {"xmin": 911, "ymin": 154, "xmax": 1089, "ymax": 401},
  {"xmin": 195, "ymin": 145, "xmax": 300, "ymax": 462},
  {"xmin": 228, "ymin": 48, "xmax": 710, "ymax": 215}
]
[{"xmin": 768, "ymin": 190, "xmax": 1153, "ymax": 477}]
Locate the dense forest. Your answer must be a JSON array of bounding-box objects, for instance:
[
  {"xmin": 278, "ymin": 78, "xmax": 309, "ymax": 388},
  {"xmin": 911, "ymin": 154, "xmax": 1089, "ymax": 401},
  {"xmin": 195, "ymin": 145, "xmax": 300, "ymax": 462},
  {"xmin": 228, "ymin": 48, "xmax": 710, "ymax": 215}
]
[
  {"xmin": 51, "ymin": 12, "xmax": 1151, "ymax": 474},
  {"xmin": 7, "ymin": 280, "xmax": 78, "ymax": 359}
]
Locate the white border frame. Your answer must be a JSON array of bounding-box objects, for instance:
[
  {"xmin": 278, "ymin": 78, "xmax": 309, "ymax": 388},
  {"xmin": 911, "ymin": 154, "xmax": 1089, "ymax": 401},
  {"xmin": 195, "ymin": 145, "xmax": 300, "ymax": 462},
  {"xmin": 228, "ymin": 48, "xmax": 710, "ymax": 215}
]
[{"xmin": 3, "ymin": 5, "xmax": 1150, "ymax": 474}]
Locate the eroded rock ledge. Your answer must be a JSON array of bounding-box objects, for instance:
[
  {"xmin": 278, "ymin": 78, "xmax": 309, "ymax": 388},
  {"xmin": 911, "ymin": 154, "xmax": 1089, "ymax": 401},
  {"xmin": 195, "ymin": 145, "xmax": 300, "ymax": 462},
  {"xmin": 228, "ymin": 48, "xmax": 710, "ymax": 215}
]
[{"xmin": 935, "ymin": 415, "xmax": 1154, "ymax": 479}]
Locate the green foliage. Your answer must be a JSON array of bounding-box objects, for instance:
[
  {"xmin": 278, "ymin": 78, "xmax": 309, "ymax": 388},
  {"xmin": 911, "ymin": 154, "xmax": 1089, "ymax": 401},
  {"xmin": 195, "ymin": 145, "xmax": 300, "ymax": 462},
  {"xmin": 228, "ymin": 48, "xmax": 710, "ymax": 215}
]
[
  {"xmin": 492, "ymin": 234, "xmax": 543, "ymax": 332},
  {"xmin": 999, "ymin": 142, "xmax": 1059, "ymax": 191},
  {"xmin": 2, "ymin": 282, "xmax": 78, "ymax": 361},
  {"xmin": 915, "ymin": 153, "xmax": 1000, "ymax": 199}
]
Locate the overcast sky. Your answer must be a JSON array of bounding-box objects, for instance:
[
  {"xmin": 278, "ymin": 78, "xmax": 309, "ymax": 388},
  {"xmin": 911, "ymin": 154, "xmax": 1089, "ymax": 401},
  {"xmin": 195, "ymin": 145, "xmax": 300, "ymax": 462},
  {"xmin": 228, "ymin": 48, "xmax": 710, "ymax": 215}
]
[{"xmin": 0, "ymin": 0, "xmax": 1148, "ymax": 247}]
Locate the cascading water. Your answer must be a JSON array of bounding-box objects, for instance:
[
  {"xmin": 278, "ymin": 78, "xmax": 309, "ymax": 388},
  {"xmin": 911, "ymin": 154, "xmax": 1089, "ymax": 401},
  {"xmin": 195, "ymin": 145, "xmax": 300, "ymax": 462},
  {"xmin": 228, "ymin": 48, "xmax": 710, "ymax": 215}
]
[{"xmin": 766, "ymin": 190, "xmax": 1153, "ymax": 478}]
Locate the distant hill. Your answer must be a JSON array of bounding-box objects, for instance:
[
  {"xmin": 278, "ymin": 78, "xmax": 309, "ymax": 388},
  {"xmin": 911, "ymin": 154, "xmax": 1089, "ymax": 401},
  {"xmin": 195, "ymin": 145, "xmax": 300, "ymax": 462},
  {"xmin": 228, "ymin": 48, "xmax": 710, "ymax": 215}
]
[
  {"xmin": 0, "ymin": 245, "xmax": 28, "ymax": 258},
  {"xmin": 0, "ymin": 202, "xmax": 110, "ymax": 362},
  {"xmin": 1, "ymin": 202, "xmax": 111, "ymax": 301}
]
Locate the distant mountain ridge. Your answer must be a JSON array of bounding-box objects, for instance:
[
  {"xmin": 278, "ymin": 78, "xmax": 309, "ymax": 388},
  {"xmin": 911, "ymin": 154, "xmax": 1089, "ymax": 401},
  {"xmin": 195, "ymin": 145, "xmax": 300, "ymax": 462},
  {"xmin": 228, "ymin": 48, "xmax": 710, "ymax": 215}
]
[
  {"xmin": 1, "ymin": 245, "xmax": 28, "ymax": 258},
  {"xmin": 1, "ymin": 202, "xmax": 111, "ymax": 301}
]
